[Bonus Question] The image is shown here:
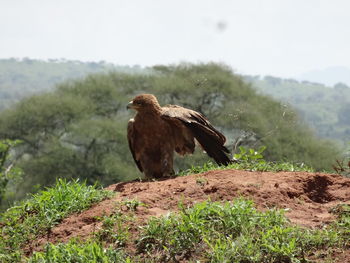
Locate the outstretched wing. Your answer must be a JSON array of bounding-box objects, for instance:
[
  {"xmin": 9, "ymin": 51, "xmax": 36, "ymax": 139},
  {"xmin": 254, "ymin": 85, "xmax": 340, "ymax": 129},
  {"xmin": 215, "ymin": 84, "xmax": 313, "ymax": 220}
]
[
  {"xmin": 161, "ymin": 105, "xmax": 231, "ymax": 166},
  {"xmin": 127, "ymin": 119, "xmax": 143, "ymax": 172}
]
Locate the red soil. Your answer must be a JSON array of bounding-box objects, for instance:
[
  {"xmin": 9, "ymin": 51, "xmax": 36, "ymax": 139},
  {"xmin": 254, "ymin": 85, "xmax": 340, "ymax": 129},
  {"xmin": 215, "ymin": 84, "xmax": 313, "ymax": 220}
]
[{"xmin": 27, "ymin": 169, "xmax": 350, "ymax": 261}]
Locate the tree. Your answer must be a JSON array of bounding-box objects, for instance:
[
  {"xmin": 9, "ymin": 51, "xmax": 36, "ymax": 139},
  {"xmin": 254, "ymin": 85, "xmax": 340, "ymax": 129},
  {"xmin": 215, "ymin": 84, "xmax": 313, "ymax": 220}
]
[
  {"xmin": 334, "ymin": 82, "xmax": 349, "ymax": 90},
  {"xmin": 0, "ymin": 140, "xmax": 22, "ymax": 210},
  {"xmin": 338, "ymin": 103, "xmax": 350, "ymax": 125}
]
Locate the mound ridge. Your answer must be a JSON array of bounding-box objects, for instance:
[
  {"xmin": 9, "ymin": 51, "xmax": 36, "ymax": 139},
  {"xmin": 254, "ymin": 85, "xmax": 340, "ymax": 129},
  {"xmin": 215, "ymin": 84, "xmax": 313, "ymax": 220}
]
[{"xmin": 27, "ymin": 169, "xmax": 350, "ymax": 256}]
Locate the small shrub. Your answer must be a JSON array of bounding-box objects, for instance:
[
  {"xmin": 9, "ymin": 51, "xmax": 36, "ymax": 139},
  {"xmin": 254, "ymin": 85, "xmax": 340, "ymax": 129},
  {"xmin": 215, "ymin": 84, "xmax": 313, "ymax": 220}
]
[
  {"xmin": 95, "ymin": 212, "xmax": 130, "ymax": 246},
  {"xmin": 28, "ymin": 240, "xmax": 130, "ymax": 263},
  {"xmin": 333, "ymin": 159, "xmax": 350, "ymax": 177},
  {"xmin": 121, "ymin": 198, "xmax": 144, "ymax": 212}
]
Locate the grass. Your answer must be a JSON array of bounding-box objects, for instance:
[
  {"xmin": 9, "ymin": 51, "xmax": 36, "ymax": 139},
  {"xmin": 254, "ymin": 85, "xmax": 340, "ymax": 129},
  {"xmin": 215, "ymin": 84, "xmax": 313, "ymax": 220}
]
[
  {"xmin": 136, "ymin": 198, "xmax": 347, "ymax": 262},
  {"xmin": 179, "ymin": 146, "xmax": 314, "ymax": 177},
  {"xmin": 120, "ymin": 198, "xmax": 145, "ymax": 212},
  {"xmin": 0, "ymin": 179, "xmax": 113, "ymax": 263},
  {"xmin": 93, "ymin": 203, "xmax": 136, "ymax": 247},
  {"xmin": 27, "ymin": 239, "xmax": 130, "ymax": 263},
  {"xmin": 178, "ymin": 160, "xmax": 314, "ymax": 177}
]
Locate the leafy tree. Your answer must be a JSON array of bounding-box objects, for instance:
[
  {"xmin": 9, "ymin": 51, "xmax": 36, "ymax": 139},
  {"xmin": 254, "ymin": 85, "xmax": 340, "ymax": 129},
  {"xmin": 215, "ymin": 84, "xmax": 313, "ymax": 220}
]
[
  {"xmin": 0, "ymin": 140, "xmax": 22, "ymax": 209},
  {"xmin": 334, "ymin": 82, "xmax": 349, "ymax": 90},
  {"xmin": 338, "ymin": 103, "xmax": 350, "ymax": 125}
]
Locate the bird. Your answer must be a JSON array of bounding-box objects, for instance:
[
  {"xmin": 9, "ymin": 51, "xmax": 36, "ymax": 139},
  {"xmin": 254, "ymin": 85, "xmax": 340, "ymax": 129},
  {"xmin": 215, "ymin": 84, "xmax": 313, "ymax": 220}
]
[{"xmin": 127, "ymin": 94, "xmax": 230, "ymax": 179}]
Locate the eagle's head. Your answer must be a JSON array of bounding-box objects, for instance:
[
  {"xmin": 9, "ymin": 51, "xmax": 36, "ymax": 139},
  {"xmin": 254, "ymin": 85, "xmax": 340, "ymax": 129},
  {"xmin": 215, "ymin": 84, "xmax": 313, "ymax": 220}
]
[{"xmin": 127, "ymin": 94, "xmax": 161, "ymax": 112}]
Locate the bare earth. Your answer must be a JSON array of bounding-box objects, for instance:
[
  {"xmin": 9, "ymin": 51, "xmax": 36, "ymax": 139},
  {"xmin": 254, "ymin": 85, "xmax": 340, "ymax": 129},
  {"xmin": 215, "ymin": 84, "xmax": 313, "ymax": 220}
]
[{"xmin": 28, "ymin": 169, "xmax": 350, "ymax": 261}]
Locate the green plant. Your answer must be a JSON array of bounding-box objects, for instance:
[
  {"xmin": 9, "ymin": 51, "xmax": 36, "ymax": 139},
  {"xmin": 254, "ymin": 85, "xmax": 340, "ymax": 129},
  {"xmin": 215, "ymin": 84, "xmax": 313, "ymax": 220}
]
[
  {"xmin": 333, "ymin": 159, "xmax": 350, "ymax": 177},
  {"xmin": 95, "ymin": 212, "xmax": 130, "ymax": 246},
  {"xmin": 330, "ymin": 204, "xmax": 350, "ymax": 239},
  {"xmin": 28, "ymin": 239, "xmax": 130, "ymax": 263},
  {"xmin": 195, "ymin": 176, "xmax": 208, "ymax": 186},
  {"xmin": 179, "ymin": 146, "xmax": 314, "ymax": 176},
  {"xmin": 121, "ymin": 198, "xmax": 144, "ymax": 211},
  {"xmin": 0, "ymin": 179, "xmax": 113, "ymax": 262},
  {"xmin": 0, "ymin": 139, "xmax": 22, "ymax": 209},
  {"xmin": 136, "ymin": 198, "xmax": 346, "ymax": 262},
  {"xmin": 233, "ymin": 145, "xmax": 267, "ymax": 163}
]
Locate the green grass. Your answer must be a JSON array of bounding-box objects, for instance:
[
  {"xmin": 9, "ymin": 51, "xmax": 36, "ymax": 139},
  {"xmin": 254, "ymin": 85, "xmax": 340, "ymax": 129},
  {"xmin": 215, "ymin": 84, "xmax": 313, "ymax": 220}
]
[
  {"xmin": 178, "ymin": 160, "xmax": 314, "ymax": 177},
  {"xmin": 28, "ymin": 239, "xmax": 130, "ymax": 263},
  {"xmin": 94, "ymin": 209, "xmax": 133, "ymax": 247},
  {"xmin": 136, "ymin": 199, "xmax": 348, "ymax": 262},
  {"xmin": 179, "ymin": 146, "xmax": 314, "ymax": 176},
  {"xmin": 0, "ymin": 179, "xmax": 113, "ymax": 263}
]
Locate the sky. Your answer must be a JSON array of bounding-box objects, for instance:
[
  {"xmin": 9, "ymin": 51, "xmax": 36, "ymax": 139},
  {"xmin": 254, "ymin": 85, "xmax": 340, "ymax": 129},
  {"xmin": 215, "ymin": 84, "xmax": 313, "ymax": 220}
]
[{"xmin": 1, "ymin": 0, "xmax": 350, "ymax": 81}]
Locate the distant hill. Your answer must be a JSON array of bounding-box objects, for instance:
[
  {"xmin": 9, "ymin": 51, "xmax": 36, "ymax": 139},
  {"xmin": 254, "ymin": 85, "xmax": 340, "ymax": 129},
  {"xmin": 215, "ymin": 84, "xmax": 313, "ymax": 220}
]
[
  {"xmin": 297, "ymin": 66, "xmax": 350, "ymax": 87},
  {"xmin": 245, "ymin": 75, "xmax": 350, "ymax": 146},
  {"xmin": 0, "ymin": 58, "xmax": 145, "ymax": 110}
]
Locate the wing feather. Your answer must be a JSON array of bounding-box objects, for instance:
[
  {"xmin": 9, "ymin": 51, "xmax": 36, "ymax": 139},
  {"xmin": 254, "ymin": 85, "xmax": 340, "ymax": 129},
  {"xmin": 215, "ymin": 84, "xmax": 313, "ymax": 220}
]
[
  {"xmin": 161, "ymin": 105, "xmax": 230, "ymax": 166},
  {"xmin": 127, "ymin": 119, "xmax": 143, "ymax": 172}
]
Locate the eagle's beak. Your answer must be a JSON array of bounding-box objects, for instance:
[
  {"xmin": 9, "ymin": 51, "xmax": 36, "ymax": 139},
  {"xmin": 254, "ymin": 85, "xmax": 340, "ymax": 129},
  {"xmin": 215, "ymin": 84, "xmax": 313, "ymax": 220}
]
[{"xmin": 127, "ymin": 101, "xmax": 134, "ymax": 110}]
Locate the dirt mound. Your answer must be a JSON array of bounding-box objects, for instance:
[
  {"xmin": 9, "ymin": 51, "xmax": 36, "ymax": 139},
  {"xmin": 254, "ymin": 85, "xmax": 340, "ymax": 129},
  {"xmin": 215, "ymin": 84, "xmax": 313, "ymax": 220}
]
[{"xmin": 29, "ymin": 169, "xmax": 350, "ymax": 255}]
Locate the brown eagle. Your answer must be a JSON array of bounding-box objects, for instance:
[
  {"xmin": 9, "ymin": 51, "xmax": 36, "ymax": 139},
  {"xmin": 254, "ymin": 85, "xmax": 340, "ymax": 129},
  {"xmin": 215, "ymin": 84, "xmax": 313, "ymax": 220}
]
[{"xmin": 127, "ymin": 94, "xmax": 230, "ymax": 179}]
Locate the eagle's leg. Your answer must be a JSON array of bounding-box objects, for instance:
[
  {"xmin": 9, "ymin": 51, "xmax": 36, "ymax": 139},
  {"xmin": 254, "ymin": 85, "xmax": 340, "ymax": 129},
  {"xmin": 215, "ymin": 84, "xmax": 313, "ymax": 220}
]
[{"xmin": 161, "ymin": 150, "xmax": 175, "ymax": 178}]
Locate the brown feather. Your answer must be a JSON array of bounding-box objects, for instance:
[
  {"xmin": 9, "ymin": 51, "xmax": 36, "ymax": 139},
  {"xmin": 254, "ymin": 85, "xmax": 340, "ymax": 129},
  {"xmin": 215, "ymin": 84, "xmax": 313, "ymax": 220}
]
[{"xmin": 127, "ymin": 119, "xmax": 143, "ymax": 172}]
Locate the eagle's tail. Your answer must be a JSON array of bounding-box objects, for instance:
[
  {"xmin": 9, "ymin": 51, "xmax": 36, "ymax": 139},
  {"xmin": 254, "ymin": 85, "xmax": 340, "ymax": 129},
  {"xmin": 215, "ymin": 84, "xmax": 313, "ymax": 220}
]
[{"xmin": 185, "ymin": 122, "xmax": 231, "ymax": 166}]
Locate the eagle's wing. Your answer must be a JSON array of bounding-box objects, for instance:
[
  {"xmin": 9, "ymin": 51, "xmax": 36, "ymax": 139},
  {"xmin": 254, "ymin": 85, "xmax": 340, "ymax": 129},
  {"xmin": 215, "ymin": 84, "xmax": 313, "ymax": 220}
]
[
  {"xmin": 161, "ymin": 105, "xmax": 230, "ymax": 166},
  {"xmin": 127, "ymin": 119, "xmax": 143, "ymax": 172}
]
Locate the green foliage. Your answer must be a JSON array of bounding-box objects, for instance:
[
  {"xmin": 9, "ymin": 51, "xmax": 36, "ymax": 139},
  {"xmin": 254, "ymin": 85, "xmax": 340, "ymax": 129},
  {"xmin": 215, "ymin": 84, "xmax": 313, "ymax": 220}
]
[
  {"xmin": 179, "ymin": 146, "xmax": 314, "ymax": 176},
  {"xmin": 93, "ymin": 199, "xmax": 144, "ymax": 247},
  {"xmin": 136, "ymin": 199, "xmax": 345, "ymax": 262},
  {"xmin": 330, "ymin": 204, "xmax": 350, "ymax": 239},
  {"xmin": 0, "ymin": 179, "xmax": 112, "ymax": 262},
  {"xmin": 338, "ymin": 103, "xmax": 350, "ymax": 125},
  {"xmin": 28, "ymin": 240, "xmax": 130, "ymax": 263},
  {"xmin": 233, "ymin": 145, "xmax": 266, "ymax": 162},
  {"xmin": 246, "ymin": 75, "xmax": 350, "ymax": 147},
  {"xmin": 94, "ymin": 212, "xmax": 130, "ymax": 247},
  {"xmin": 120, "ymin": 198, "xmax": 144, "ymax": 212},
  {"xmin": 0, "ymin": 139, "xmax": 22, "ymax": 210},
  {"xmin": 238, "ymin": 159, "xmax": 312, "ymax": 173},
  {"xmin": 333, "ymin": 159, "xmax": 350, "ymax": 178}
]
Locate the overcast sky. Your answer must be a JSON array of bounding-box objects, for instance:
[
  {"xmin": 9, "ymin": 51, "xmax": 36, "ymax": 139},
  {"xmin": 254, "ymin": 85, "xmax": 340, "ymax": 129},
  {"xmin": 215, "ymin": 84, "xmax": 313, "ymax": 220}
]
[{"xmin": 1, "ymin": 0, "xmax": 350, "ymax": 79}]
